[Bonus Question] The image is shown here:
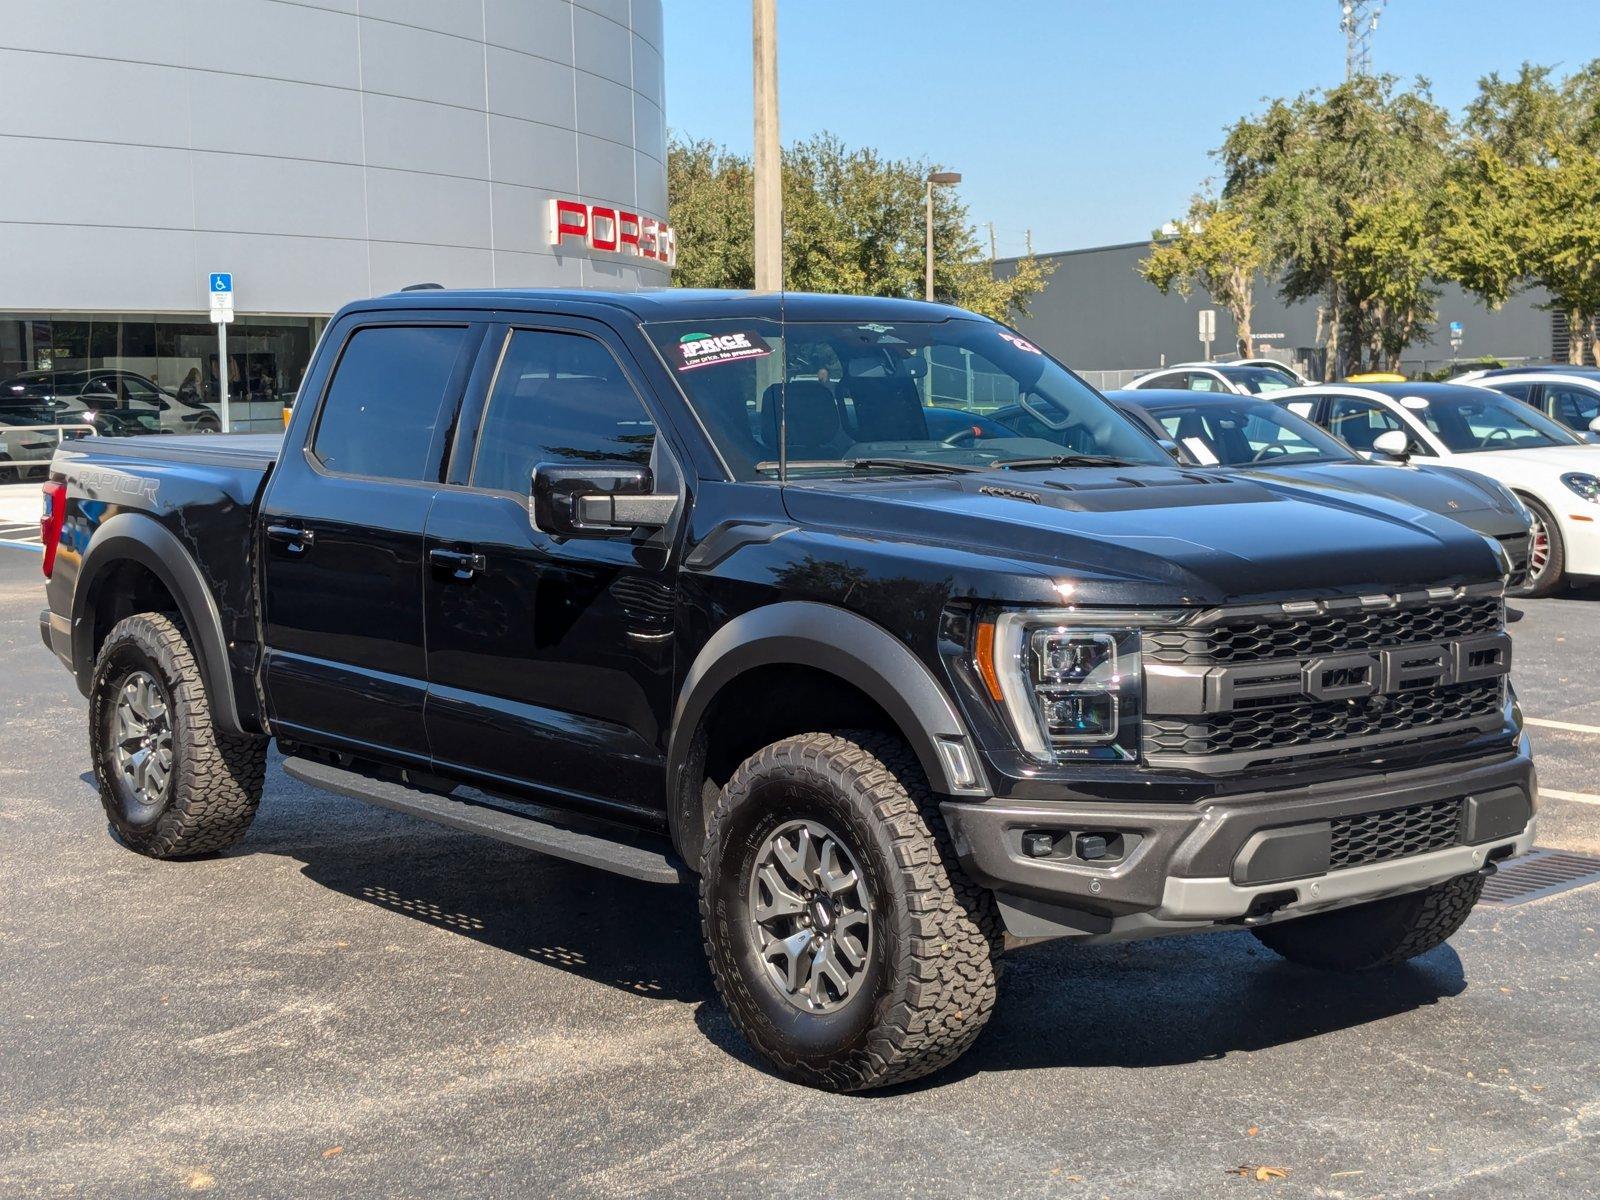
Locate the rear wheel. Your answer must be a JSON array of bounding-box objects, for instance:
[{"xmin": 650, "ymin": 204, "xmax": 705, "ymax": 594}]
[
  {"xmin": 90, "ymin": 613, "xmax": 267, "ymax": 858},
  {"xmin": 1516, "ymin": 496, "xmax": 1565, "ymax": 597},
  {"xmin": 1251, "ymin": 872, "xmax": 1486, "ymax": 971},
  {"xmin": 700, "ymin": 731, "xmax": 1001, "ymax": 1091}
]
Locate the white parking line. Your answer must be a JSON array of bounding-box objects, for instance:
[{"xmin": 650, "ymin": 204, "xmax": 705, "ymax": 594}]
[
  {"xmin": 1526, "ymin": 717, "xmax": 1600, "ymax": 736},
  {"xmin": 0, "ymin": 538, "xmax": 42, "ymax": 553},
  {"xmin": 1541, "ymin": 789, "xmax": 1600, "ymax": 806}
]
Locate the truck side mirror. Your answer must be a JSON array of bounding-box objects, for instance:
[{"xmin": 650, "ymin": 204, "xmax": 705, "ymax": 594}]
[
  {"xmin": 1372, "ymin": 429, "xmax": 1412, "ymax": 461},
  {"xmin": 1588, "ymin": 415, "xmax": 1600, "ymax": 434},
  {"xmin": 532, "ymin": 463, "xmax": 676, "ymax": 538}
]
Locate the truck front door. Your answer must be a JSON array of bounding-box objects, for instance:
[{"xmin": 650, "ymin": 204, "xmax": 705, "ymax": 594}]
[
  {"xmin": 259, "ymin": 318, "xmax": 481, "ymax": 761},
  {"xmin": 421, "ymin": 320, "xmax": 682, "ymax": 823}
]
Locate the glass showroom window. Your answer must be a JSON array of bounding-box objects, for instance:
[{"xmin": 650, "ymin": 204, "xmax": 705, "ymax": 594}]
[{"xmin": 0, "ymin": 313, "xmax": 324, "ymax": 436}]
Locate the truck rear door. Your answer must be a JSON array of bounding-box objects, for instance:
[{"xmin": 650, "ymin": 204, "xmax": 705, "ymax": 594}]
[
  {"xmin": 258, "ymin": 316, "xmax": 483, "ymax": 761},
  {"xmin": 420, "ymin": 318, "xmax": 683, "ymax": 821}
]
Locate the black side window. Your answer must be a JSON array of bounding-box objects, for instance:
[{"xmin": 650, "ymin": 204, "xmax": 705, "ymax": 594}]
[
  {"xmin": 470, "ymin": 329, "xmax": 656, "ymax": 493},
  {"xmin": 312, "ymin": 325, "xmax": 466, "ymax": 481}
]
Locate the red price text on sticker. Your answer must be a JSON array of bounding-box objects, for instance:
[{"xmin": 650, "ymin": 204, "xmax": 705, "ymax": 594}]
[{"xmin": 998, "ymin": 331, "xmax": 1042, "ymax": 355}]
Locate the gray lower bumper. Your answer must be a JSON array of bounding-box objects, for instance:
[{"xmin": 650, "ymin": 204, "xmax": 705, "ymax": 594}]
[{"xmin": 941, "ymin": 738, "xmax": 1536, "ymax": 942}]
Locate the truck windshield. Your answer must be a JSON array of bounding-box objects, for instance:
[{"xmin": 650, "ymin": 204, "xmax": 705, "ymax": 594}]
[{"xmin": 643, "ymin": 318, "xmax": 1167, "ymax": 480}]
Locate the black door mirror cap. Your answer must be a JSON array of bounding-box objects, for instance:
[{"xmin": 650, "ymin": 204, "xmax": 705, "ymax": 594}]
[{"xmin": 532, "ymin": 462, "xmax": 675, "ymax": 538}]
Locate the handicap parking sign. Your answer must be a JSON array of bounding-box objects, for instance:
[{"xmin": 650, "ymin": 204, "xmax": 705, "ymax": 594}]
[{"xmin": 209, "ymin": 272, "xmax": 233, "ymax": 294}]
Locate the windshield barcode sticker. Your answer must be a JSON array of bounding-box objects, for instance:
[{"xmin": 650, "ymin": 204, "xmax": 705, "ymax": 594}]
[{"xmin": 675, "ymin": 331, "xmax": 774, "ymax": 371}]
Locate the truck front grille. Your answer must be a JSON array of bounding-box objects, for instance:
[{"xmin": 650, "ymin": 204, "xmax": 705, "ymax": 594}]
[
  {"xmin": 1144, "ymin": 679, "xmax": 1503, "ymax": 758},
  {"xmin": 1139, "ymin": 591, "xmax": 1510, "ymax": 771},
  {"xmin": 1145, "ymin": 596, "xmax": 1503, "ymax": 665},
  {"xmin": 1329, "ymin": 797, "xmax": 1463, "ymax": 869}
]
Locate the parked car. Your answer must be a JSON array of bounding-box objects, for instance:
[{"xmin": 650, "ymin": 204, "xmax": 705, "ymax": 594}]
[
  {"xmin": 0, "ymin": 369, "xmax": 221, "ymax": 434},
  {"xmin": 1457, "ymin": 366, "xmax": 1600, "ymax": 438},
  {"xmin": 41, "ymin": 289, "xmax": 1533, "ymax": 1091},
  {"xmin": 1232, "ymin": 357, "xmax": 1310, "ymax": 386},
  {"xmin": 1274, "ymin": 381, "xmax": 1600, "ymax": 596},
  {"xmin": 1106, "ymin": 389, "xmax": 1534, "ymax": 590},
  {"xmin": 1126, "ymin": 361, "xmax": 1296, "ymax": 396},
  {"xmin": 0, "ymin": 404, "xmax": 96, "ymax": 482}
]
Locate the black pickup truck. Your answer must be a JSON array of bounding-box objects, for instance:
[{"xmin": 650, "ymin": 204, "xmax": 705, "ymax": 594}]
[{"xmin": 40, "ymin": 288, "xmax": 1537, "ymax": 1091}]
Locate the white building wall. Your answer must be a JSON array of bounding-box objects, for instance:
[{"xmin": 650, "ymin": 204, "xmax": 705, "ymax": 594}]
[{"xmin": 0, "ymin": 0, "xmax": 669, "ymax": 315}]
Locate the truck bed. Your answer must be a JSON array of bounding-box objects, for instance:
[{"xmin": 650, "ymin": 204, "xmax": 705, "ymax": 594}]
[{"xmin": 68, "ymin": 432, "xmax": 282, "ymax": 472}]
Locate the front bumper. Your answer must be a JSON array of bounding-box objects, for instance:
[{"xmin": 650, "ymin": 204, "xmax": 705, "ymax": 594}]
[{"xmin": 941, "ymin": 736, "xmax": 1536, "ymax": 942}]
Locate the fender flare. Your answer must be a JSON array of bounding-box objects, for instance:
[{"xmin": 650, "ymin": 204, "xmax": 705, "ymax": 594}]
[
  {"xmin": 71, "ymin": 511, "xmax": 247, "ymax": 734},
  {"xmin": 666, "ymin": 601, "xmax": 987, "ymax": 855}
]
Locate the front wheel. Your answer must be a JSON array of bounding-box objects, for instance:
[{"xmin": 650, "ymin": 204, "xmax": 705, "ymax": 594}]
[
  {"xmin": 1515, "ymin": 496, "xmax": 1565, "ymax": 598},
  {"xmin": 1251, "ymin": 871, "xmax": 1486, "ymax": 971},
  {"xmin": 90, "ymin": 613, "xmax": 267, "ymax": 858},
  {"xmin": 699, "ymin": 731, "xmax": 1001, "ymax": 1091}
]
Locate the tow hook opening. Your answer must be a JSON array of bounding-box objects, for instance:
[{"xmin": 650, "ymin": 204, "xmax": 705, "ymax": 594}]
[{"xmin": 1241, "ymin": 889, "xmax": 1299, "ymax": 924}]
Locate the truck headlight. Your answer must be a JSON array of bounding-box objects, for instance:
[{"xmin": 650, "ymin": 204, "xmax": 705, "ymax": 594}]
[
  {"xmin": 1561, "ymin": 472, "xmax": 1600, "ymax": 503},
  {"xmin": 976, "ymin": 611, "xmax": 1143, "ymax": 762}
]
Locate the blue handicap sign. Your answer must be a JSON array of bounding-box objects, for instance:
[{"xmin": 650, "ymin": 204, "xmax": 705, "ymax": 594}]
[{"xmin": 209, "ymin": 272, "xmax": 233, "ymax": 294}]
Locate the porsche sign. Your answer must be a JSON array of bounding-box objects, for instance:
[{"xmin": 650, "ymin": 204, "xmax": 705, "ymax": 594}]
[{"xmin": 547, "ymin": 198, "xmax": 676, "ymax": 268}]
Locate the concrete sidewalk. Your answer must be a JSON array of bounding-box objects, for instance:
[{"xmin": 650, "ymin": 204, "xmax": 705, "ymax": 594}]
[{"xmin": 0, "ymin": 484, "xmax": 39, "ymax": 540}]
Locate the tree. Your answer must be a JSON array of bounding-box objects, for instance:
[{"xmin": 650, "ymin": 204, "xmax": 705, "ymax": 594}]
[
  {"xmin": 667, "ymin": 132, "xmax": 1052, "ymax": 322},
  {"xmin": 1138, "ymin": 193, "xmax": 1263, "ymax": 357},
  {"xmin": 1443, "ymin": 59, "xmax": 1600, "ymax": 364},
  {"xmin": 1215, "ymin": 75, "xmax": 1451, "ymax": 376}
]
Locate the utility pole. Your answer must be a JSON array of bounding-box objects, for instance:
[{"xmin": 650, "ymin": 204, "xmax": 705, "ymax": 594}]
[
  {"xmin": 924, "ymin": 171, "xmax": 961, "ymax": 301},
  {"xmin": 752, "ymin": 0, "xmax": 782, "ymax": 292},
  {"xmin": 1339, "ymin": 0, "xmax": 1386, "ymax": 79},
  {"xmin": 987, "ymin": 221, "xmax": 997, "ymax": 262}
]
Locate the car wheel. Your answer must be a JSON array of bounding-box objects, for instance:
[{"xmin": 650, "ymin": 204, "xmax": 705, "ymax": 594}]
[
  {"xmin": 1515, "ymin": 496, "xmax": 1565, "ymax": 598},
  {"xmin": 700, "ymin": 731, "xmax": 1001, "ymax": 1091},
  {"xmin": 89, "ymin": 612, "xmax": 267, "ymax": 858},
  {"xmin": 1252, "ymin": 872, "xmax": 1485, "ymax": 971}
]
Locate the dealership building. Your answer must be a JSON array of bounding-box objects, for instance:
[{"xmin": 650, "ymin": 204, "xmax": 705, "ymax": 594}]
[
  {"xmin": 998, "ymin": 241, "xmax": 1589, "ymax": 383},
  {"xmin": 0, "ymin": 0, "xmax": 670, "ymax": 431}
]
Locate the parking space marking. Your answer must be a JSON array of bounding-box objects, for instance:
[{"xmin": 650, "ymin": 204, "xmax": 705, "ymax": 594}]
[
  {"xmin": 1526, "ymin": 717, "xmax": 1600, "ymax": 736},
  {"xmin": 0, "ymin": 539, "xmax": 43, "ymax": 553},
  {"xmin": 1541, "ymin": 788, "xmax": 1600, "ymax": 806}
]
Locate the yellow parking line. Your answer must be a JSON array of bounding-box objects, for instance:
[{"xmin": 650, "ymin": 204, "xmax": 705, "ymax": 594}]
[
  {"xmin": 1541, "ymin": 789, "xmax": 1600, "ymax": 806},
  {"xmin": 1525, "ymin": 717, "xmax": 1600, "ymax": 736}
]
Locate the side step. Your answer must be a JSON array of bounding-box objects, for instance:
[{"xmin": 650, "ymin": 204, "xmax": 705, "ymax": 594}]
[{"xmin": 282, "ymin": 755, "xmax": 686, "ymax": 885}]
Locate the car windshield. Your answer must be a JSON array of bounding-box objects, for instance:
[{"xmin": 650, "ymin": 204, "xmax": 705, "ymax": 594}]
[
  {"xmin": 1142, "ymin": 399, "xmax": 1352, "ymax": 466},
  {"xmin": 1399, "ymin": 388, "xmax": 1579, "ymax": 453},
  {"xmin": 1221, "ymin": 366, "xmax": 1292, "ymax": 395},
  {"xmin": 643, "ymin": 318, "xmax": 1166, "ymax": 479}
]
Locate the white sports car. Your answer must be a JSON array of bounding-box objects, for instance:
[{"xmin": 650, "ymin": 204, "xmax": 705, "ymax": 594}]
[{"xmin": 1272, "ymin": 381, "xmax": 1600, "ymax": 596}]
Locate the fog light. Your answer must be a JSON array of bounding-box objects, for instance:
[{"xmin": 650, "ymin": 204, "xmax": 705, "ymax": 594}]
[{"xmin": 1022, "ymin": 831, "xmax": 1054, "ymax": 859}]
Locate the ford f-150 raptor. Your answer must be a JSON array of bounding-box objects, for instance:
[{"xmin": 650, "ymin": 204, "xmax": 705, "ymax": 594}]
[{"xmin": 40, "ymin": 288, "xmax": 1537, "ymax": 1091}]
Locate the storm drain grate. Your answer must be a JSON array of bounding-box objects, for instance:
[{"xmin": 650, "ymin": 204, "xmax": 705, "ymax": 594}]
[{"xmin": 1480, "ymin": 849, "xmax": 1600, "ymax": 905}]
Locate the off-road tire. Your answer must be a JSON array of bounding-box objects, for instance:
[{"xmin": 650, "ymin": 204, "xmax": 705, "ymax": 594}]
[
  {"xmin": 90, "ymin": 612, "xmax": 266, "ymax": 858},
  {"xmin": 700, "ymin": 731, "xmax": 1002, "ymax": 1092},
  {"xmin": 1516, "ymin": 495, "xmax": 1565, "ymax": 598},
  {"xmin": 1251, "ymin": 871, "xmax": 1486, "ymax": 971}
]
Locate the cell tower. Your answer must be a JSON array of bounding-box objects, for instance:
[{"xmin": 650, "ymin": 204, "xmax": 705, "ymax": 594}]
[{"xmin": 1339, "ymin": 0, "xmax": 1386, "ymax": 79}]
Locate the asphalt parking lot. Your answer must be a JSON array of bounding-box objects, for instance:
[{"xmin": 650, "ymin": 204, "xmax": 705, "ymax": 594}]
[{"xmin": 2, "ymin": 546, "xmax": 1598, "ymax": 1199}]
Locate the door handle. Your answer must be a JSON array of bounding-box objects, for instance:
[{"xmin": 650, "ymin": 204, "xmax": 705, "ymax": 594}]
[
  {"xmin": 429, "ymin": 547, "xmax": 487, "ymax": 578},
  {"xmin": 265, "ymin": 523, "xmax": 315, "ymax": 552}
]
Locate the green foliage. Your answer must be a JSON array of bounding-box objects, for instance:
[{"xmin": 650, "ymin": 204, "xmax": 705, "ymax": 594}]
[
  {"xmin": 1138, "ymin": 194, "xmax": 1264, "ymax": 357},
  {"xmin": 666, "ymin": 132, "xmax": 1053, "ymax": 323}
]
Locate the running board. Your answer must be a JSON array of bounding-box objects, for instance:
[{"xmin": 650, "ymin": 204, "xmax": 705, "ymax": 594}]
[{"xmin": 282, "ymin": 755, "xmax": 685, "ymax": 884}]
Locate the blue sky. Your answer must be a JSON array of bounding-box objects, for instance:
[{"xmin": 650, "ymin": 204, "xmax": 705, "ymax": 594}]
[{"xmin": 663, "ymin": 0, "xmax": 1599, "ymax": 258}]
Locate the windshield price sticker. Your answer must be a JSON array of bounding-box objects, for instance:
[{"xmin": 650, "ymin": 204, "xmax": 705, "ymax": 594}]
[
  {"xmin": 675, "ymin": 331, "xmax": 774, "ymax": 371},
  {"xmin": 998, "ymin": 331, "xmax": 1042, "ymax": 355}
]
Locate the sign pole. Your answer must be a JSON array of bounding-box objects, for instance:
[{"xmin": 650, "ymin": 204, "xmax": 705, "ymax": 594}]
[{"xmin": 217, "ymin": 320, "xmax": 230, "ymax": 433}]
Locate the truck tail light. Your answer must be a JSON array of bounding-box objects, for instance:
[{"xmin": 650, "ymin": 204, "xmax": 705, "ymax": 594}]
[{"xmin": 41, "ymin": 481, "xmax": 66, "ymax": 578}]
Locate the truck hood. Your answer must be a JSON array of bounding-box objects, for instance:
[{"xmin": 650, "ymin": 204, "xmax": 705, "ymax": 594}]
[{"xmin": 780, "ymin": 464, "xmax": 1502, "ymax": 605}]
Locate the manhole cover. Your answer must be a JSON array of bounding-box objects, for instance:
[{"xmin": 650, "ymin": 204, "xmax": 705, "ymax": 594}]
[{"xmin": 1480, "ymin": 849, "xmax": 1600, "ymax": 905}]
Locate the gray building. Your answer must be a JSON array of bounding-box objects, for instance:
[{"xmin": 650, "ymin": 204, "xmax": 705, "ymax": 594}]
[
  {"xmin": 997, "ymin": 241, "xmax": 1573, "ymax": 385},
  {"xmin": 0, "ymin": 0, "xmax": 669, "ymax": 432}
]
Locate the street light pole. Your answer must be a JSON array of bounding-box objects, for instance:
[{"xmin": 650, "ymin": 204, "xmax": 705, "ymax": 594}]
[
  {"xmin": 752, "ymin": 0, "xmax": 782, "ymax": 292},
  {"xmin": 924, "ymin": 171, "xmax": 961, "ymax": 301}
]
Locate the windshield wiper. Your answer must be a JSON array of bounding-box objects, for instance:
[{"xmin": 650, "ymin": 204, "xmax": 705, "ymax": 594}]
[
  {"xmin": 755, "ymin": 458, "xmax": 983, "ymax": 476},
  {"xmin": 993, "ymin": 454, "xmax": 1137, "ymax": 470}
]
